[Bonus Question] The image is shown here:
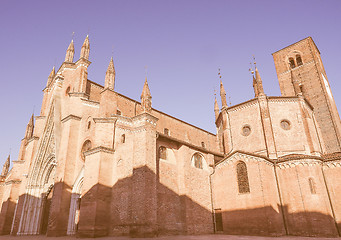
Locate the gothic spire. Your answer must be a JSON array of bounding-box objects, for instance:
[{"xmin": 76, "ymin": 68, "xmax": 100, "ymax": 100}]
[
  {"xmin": 65, "ymin": 39, "xmax": 75, "ymax": 62},
  {"xmin": 25, "ymin": 114, "xmax": 34, "ymax": 140},
  {"xmin": 141, "ymin": 77, "xmax": 152, "ymax": 113},
  {"xmin": 1, "ymin": 155, "xmax": 10, "ymax": 177},
  {"xmin": 46, "ymin": 66, "xmax": 55, "ymax": 87},
  {"xmin": 104, "ymin": 57, "xmax": 115, "ymax": 90},
  {"xmin": 291, "ymin": 70, "xmax": 302, "ymax": 96},
  {"xmin": 252, "ymin": 75, "xmax": 259, "ymax": 97},
  {"xmin": 220, "ymin": 80, "xmax": 228, "ymax": 108},
  {"xmin": 214, "ymin": 96, "xmax": 219, "ymax": 120},
  {"xmin": 255, "ymin": 67, "xmax": 265, "ymax": 95},
  {"xmin": 80, "ymin": 35, "xmax": 90, "ymax": 60}
]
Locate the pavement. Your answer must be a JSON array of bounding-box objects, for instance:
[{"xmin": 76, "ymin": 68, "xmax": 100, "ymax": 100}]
[{"xmin": 0, "ymin": 235, "xmax": 339, "ymax": 240}]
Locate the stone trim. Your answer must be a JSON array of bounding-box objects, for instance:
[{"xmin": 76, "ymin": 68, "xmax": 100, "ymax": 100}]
[
  {"xmin": 277, "ymin": 159, "xmax": 323, "ymax": 169},
  {"xmin": 81, "ymin": 98, "xmax": 100, "ymax": 107},
  {"xmin": 35, "ymin": 116, "xmax": 46, "ymax": 120},
  {"xmin": 277, "ymin": 153, "xmax": 323, "ymax": 162},
  {"xmin": 12, "ymin": 160, "xmax": 25, "ymax": 164},
  {"xmin": 61, "ymin": 114, "xmax": 82, "ymax": 123},
  {"xmin": 5, "ymin": 180, "xmax": 22, "ymax": 185},
  {"xmin": 93, "ymin": 117, "xmax": 117, "ymax": 123},
  {"xmin": 323, "ymin": 152, "xmax": 341, "ymax": 161},
  {"xmin": 84, "ymin": 146, "xmax": 115, "ymax": 156},
  {"xmin": 215, "ymin": 151, "xmax": 274, "ymax": 169},
  {"xmin": 27, "ymin": 136, "xmax": 39, "ymax": 144},
  {"xmin": 69, "ymin": 92, "xmax": 90, "ymax": 99},
  {"xmin": 226, "ymin": 99, "xmax": 258, "ymax": 113}
]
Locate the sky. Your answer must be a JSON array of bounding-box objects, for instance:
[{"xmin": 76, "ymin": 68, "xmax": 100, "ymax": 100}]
[{"xmin": 0, "ymin": 0, "xmax": 340, "ymax": 167}]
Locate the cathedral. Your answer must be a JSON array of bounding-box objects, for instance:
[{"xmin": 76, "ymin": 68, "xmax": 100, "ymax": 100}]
[{"xmin": 0, "ymin": 36, "xmax": 340, "ymax": 238}]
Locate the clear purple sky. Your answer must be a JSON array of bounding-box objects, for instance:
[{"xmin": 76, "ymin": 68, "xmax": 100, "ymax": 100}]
[{"xmin": 0, "ymin": 0, "xmax": 340, "ymax": 167}]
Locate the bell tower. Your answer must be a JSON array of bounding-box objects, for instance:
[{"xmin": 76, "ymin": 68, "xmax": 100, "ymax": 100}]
[{"xmin": 272, "ymin": 37, "xmax": 341, "ymax": 153}]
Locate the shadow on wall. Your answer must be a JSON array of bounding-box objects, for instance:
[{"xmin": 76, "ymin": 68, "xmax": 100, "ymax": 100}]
[
  {"xmin": 0, "ymin": 166, "xmax": 340, "ymax": 237},
  {"xmin": 218, "ymin": 205, "xmax": 340, "ymax": 237},
  {"xmin": 78, "ymin": 165, "xmax": 214, "ymax": 238}
]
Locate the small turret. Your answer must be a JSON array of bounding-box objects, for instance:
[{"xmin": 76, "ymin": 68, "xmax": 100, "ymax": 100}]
[
  {"xmin": 46, "ymin": 66, "xmax": 55, "ymax": 87},
  {"xmin": 220, "ymin": 80, "xmax": 228, "ymax": 108},
  {"xmin": 141, "ymin": 77, "xmax": 152, "ymax": 113},
  {"xmin": 214, "ymin": 97, "xmax": 220, "ymax": 120},
  {"xmin": 80, "ymin": 35, "xmax": 90, "ymax": 60},
  {"xmin": 255, "ymin": 67, "xmax": 265, "ymax": 95},
  {"xmin": 1, "ymin": 155, "xmax": 10, "ymax": 177},
  {"xmin": 104, "ymin": 57, "xmax": 115, "ymax": 90},
  {"xmin": 65, "ymin": 39, "xmax": 75, "ymax": 62},
  {"xmin": 290, "ymin": 70, "xmax": 302, "ymax": 96},
  {"xmin": 24, "ymin": 114, "xmax": 34, "ymax": 140}
]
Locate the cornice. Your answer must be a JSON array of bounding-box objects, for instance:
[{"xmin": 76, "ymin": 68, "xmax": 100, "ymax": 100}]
[
  {"xmin": 84, "ymin": 146, "xmax": 115, "ymax": 157},
  {"xmin": 61, "ymin": 114, "xmax": 82, "ymax": 123},
  {"xmin": 93, "ymin": 117, "xmax": 117, "ymax": 123},
  {"xmin": 157, "ymin": 132, "xmax": 223, "ymax": 157},
  {"xmin": 277, "ymin": 153, "xmax": 323, "ymax": 162},
  {"xmin": 323, "ymin": 152, "xmax": 341, "ymax": 161},
  {"xmin": 215, "ymin": 151, "xmax": 274, "ymax": 169}
]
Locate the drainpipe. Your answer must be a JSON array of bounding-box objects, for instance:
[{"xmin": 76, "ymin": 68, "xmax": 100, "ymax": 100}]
[
  {"xmin": 209, "ymin": 163, "xmax": 216, "ymax": 233},
  {"xmin": 274, "ymin": 163, "xmax": 288, "ymax": 235}
]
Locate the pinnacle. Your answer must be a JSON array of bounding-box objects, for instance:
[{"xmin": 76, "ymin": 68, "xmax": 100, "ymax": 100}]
[
  {"xmin": 67, "ymin": 39, "xmax": 75, "ymax": 51},
  {"xmin": 141, "ymin": 77, "xmax": 151, "ymax": 97},
  {"xmin": 214, "ymin": 97, "xmax": 219, "ymax": 111}
]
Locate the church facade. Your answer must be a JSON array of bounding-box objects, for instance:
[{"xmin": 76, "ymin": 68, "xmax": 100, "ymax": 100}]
[{"xmin": 0, "ymin": 36, "xmax": 340, "ymax": 238}]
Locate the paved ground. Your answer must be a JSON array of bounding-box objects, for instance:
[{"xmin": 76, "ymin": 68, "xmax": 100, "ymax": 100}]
[{"xmin": 0, "ymin": 235, "xmax": 339, "ymax": 240}]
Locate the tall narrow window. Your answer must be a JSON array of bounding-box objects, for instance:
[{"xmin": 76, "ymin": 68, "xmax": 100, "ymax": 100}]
[
  {"xmin": 121, "ymin": 134, "xmax": 125, "ymax": 143},
  {"xmin": 296, "ymin": 55, "xmax": 303, "ymax": 66},
  {"xmin": 193, "ymin": 153, "xmax": 203, "ymax": 169},
  {"xmin": 159, "ymin": 146, "xmax": 167, "ymax": 160},
  {"xmin": 164, "ymin": 128, "xmax": 169, "ymax": 135},
  {"xmin": 289, "ymin": 57, "xmax": 296, "ymax": 69},
  {"xmin": 236, "ymin": 161, "xmax": 250, "ymax": 193},
  {"xmin": 309, "ymin": 178, "xmax": 316, "ymax": 194}
]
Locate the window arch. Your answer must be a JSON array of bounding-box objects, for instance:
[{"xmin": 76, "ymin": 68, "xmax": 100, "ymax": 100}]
[
  {"xmin": 236, "ymin": 161, "xmax": 250, "ymax": 193},
  {"xmin": 296, "ymin": 55, "xmax": 303, "ymax": 66},
  {"xmin": 159, "ymin": 146, "xmax": 167, "ymax": 160},
  {"xmin": 289, "ymin": 57, "xmax": 296, "ymax": 69},
  {"xmin": 193, "ymin": 153, "xmax": 203, "ymax": 169},
  {"xmin": 81, "ymin": 140, "xmax": 92, "ymax": 161},
  {"xmin": 309, "ymin": 178, "xmax": 316, "ymax": 194}
]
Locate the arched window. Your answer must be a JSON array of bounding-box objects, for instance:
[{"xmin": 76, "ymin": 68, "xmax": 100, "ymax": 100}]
[
  {"xmin": 193, "ymin": 153, "xmax": 203, "ymax": 169},
  {"xmin": 289, "ymin": 57, "xmax": 296, "ymax": 69},
  {"xmin": 121, "ymin": 134, "xmax": 125, "ymax": 143},
  {"xmin": 296, "ymin": 55, "xmax": 303, "ymax": 66},
  {"xmin": 309, "ymin": 178, "xmax": 316, "ymax": 194},
  {"xmin": 164, "ymin": 128, "xmax": 169, "ymax": 135},
  {"xmin": 81, "ymin": 140, "xmax": 92, "ymax": 161},
  {"xmin": 159, "ymin": 146, "xmax": 167, "ymax": 160},
  {"xmin": 236, "ymin": 161, "xmax": 250, "ymax": 193}
]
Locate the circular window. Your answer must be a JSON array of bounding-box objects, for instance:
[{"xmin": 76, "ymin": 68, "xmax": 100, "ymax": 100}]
[
  {"xmin": 241, "ymin": 125, "xmax": 251, "ymax": 136},
  {"xmin": 280, "ymin": 120, "xmax": 291, "ymax": 130},
  {"xmin": 65, "ymin": 86, "xmax": 71, "ymax": 96},
  {"xmin": 81, "ymin": 140, "xmax": 92, "ymax": 161}
]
